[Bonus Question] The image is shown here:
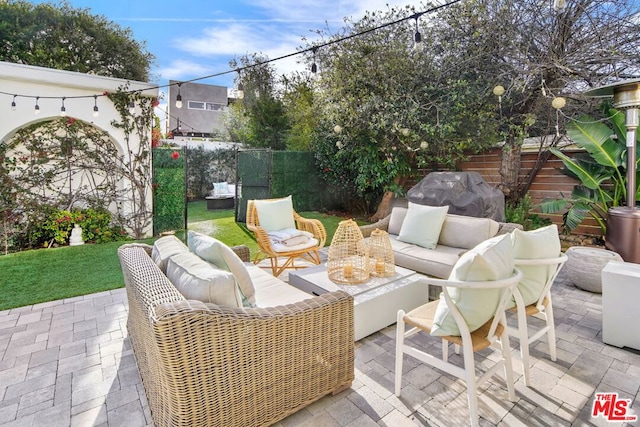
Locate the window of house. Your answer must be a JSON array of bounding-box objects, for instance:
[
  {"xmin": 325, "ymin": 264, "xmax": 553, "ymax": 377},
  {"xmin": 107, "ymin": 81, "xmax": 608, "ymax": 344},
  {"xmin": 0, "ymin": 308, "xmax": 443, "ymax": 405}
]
[{"xmin": 188, "ymin": 101, "xmax": 226, "ymax": 111}]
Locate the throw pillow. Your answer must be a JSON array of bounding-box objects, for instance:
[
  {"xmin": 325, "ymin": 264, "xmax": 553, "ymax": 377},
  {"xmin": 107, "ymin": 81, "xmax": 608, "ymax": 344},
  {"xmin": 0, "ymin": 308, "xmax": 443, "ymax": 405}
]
[
  {"xmin": 397, "ymin": 203, "xmax": 449, "ymax": 249},
  {"xmin": 511, "ymin": 224, "xmax": 561, "ymax": 306},
  {"xmin": 388, "ymin": 207, "xmax": 408, "ymax": 235},
  {"xmin": 212, "ymin": 182, "xmax": 230, "ymax": 195},
  {"xmin": 438, "ymin": 214, "xmax": 500, "ymax": 249},
  {"xmin": 151, "ymin": 235, "xmax": 189, "ymax": 273},
  {"xmin": 166, "ymin": 252, "xmax": 242, "ymax": 307},
  {"xmin": 253, "ymin": 196, "xmax": 296, "ymax": 232},
  {"xmin": 187, "ymin": 231, "xmax": 256, "ymax": 306},
  {"xmin": 431, "ymin": 234, "xmax": 515, "ymax": 337}
]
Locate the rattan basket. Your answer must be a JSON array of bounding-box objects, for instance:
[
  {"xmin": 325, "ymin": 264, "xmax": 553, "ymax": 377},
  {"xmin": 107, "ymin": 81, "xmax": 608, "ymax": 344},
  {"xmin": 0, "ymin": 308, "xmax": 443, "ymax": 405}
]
[
  {"xmin": 367, "ymin": 228, "xmax": 395, "ymax": 277},
  {"xmin": 327, "ymin": 219, "xmax": 370, "ymax": 284}
]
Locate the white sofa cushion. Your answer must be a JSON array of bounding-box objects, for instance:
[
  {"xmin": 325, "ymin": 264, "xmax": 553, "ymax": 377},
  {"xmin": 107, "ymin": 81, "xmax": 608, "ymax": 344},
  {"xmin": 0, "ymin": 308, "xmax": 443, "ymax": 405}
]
[
  {"xmin": 511, "ymin": 224, "xmax": 561, "ymax": 306},
  {"xmin": 166, "ymin": 252, "xmax": 242, "ymax": 307},
  {"xmin": 387, "ymin": 235, "xmax": 464, "ymax": 279},
  {"xmin": 246, "ymin": 264, "xmax": 311, "ymax": 307},
  {"xmin": 151, "ymin": 235, "xmax": 189, "ymax": 273},
  {"xmin": 431, "ymin": 234, "xmax": 514, "ymax": 337},
  {"xmin": 187, "ymin": 231, "xmax": 256, "ymax": 306},
  {"xmin": 254, "ymin": 196, "xmax": 296, "ymax": 232},
  {"xmin": 388, "ymin": 207, "xmax": 408, "ymax": 235},
  {"xmin": 438, "ymin": 214, "xmax": 500, "ymax": 250},
  {"xmin": 397, "ymin": 203, "xmax": 449, "ymax": 249}
]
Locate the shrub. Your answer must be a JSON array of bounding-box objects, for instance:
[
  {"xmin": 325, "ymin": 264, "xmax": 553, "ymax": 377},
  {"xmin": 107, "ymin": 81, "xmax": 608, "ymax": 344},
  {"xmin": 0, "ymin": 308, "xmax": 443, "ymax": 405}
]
[
  {"xmin": 506, "ymin": 193, "xmax": 552, "ymax": 230},
  {"xmin": 38, "ymin": 208, "xmax": 129, "ymax": 246}
]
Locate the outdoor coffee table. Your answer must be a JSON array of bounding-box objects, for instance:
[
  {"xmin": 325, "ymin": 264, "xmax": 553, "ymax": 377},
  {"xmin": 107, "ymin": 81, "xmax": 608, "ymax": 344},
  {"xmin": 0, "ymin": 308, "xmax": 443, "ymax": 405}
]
[{"xmin": 288, "ymin": 264, "xmax": 429, "ymax": 340}]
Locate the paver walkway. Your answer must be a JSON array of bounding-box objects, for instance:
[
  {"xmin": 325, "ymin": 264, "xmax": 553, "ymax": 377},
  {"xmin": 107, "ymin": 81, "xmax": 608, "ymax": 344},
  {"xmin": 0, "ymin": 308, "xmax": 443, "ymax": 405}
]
[{"xmin": 1, "ymin": 269, "xmax": 639, "ymax": 426}]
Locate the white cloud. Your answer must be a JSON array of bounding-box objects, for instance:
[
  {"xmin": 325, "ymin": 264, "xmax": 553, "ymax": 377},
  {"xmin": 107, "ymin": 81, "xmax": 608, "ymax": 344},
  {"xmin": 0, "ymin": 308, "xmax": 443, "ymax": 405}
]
[{"xmin": 157, "ymin": 60, "xmax": 215, "ymax": 80}]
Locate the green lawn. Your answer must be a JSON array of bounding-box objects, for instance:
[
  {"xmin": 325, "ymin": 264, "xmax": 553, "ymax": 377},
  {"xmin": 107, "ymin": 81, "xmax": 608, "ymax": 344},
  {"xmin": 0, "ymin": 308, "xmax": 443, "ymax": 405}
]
[{"xmin": 0, "ymin": 202, "xmax": 365, "ymax": 311}]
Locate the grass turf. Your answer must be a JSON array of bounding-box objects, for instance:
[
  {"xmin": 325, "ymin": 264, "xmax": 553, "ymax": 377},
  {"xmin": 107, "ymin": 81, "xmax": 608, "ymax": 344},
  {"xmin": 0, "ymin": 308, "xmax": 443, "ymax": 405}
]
[{"xmin": 0, "ymin": 202, "xmax": 364, "ymax": 311}]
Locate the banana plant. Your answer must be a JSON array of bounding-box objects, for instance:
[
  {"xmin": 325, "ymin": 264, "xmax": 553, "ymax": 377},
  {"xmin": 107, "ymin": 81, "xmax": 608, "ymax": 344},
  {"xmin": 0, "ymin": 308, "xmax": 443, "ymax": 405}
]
[{"xmin": 541, "ymin": 107, "xmax": 640, "ymax": 234}]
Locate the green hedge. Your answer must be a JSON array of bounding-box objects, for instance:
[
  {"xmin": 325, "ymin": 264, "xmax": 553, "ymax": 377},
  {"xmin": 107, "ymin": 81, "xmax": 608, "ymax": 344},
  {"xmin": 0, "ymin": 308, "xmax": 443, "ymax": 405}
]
[{"xmin": 153, "ymin": 148, "xmax": 186, "ymax": 235}]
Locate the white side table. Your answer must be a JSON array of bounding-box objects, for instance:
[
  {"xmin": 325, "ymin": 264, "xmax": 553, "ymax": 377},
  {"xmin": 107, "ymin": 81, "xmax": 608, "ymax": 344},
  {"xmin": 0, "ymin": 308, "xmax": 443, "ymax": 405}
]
[
  {"xmin": 602, "ymin": 261, "xmax": 640, "ymax": 350},
  {"xmin": 564, "ymin": 246, "xmax": 623, "ymax": 293}
]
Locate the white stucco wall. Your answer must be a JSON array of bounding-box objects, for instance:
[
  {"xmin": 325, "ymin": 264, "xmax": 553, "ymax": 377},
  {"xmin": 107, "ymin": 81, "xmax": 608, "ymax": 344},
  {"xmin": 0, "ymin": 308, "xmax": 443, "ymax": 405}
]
[{"xmin": 0, "ymin": 61, "xmax": 159, "ymax": 237}]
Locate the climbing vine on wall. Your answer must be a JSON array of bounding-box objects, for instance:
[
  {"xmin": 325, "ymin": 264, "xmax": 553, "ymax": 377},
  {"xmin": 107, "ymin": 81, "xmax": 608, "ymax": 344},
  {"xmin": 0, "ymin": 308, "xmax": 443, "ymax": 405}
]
[{"xmin": 0, "ymin": 86, "xmax": 156, "ymax": 253}]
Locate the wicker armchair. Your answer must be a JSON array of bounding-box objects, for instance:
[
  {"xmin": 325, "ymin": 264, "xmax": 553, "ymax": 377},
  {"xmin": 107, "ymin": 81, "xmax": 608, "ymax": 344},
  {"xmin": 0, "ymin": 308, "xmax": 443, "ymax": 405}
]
[
  {"xmin": 246, "ymin": 198, "xmax": 327, "ymax": 277},
  {"xmin": 118, "ymin": 244, "xmax": 354, "ymax": 427}
]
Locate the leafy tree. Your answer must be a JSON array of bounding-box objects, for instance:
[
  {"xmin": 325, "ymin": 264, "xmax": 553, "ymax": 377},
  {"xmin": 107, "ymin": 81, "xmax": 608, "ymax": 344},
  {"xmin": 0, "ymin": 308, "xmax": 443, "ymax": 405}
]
[
  {"xmin": 430, "ymin": 0, "xmax": 640, "ymax": 202},
  {"xmin": 308, "ymin": 5, "xmax": 499, "ymax": 218},
  {"xmin": 229, "ymin": 54, "xmax": 289, "ymax": 150},
  {"xmin": 0, "ymin": 0, "xmax": 154, "ymax": 81}
]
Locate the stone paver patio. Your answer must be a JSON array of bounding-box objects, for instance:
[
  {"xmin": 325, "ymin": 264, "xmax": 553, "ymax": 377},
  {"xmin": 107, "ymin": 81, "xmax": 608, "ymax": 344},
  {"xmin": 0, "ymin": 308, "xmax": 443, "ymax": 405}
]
[{"xmin": 1, "ymin": 269, "xmax": 639, "ymax": 426}]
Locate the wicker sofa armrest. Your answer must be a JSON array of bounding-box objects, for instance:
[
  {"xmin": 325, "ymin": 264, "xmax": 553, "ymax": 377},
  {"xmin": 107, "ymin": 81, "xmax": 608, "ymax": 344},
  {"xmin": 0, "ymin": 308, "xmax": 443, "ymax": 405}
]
[
  {"xmin": 359, "ymin": 214, "xmax": 391, "ymax": 238},
  {"xmin": 149, "ymin": 291, "xmax": 355, "ymax": 427},
  {"xmin": 295, "ymin": 216, "xmax": 327, "ymax": 248},
  {"xmin": 230, "ymin": 244, "xmax": 250, "ymax": 262}
]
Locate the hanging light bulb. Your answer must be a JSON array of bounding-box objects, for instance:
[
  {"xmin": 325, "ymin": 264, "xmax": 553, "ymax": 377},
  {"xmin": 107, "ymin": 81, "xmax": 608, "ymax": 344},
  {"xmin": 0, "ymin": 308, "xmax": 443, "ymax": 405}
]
[
  {"xmin": 175, "ymin": 83, "xmax": 183, "ymax": 108},
  {"xmin": 11, "ymin": 95, "xmax": 17, "ymax": 111},
  {"xmin": 34, "ymin": 96, "xmax": 40, "ymax": 115},
  {"xmin": 93, "ymin": 95, "xmax": 99, "ymax": 117},
  {"xmin": 311, "ymin": 47, "xmax": 318, "ymax": 74},
  {"xmin": 60, "ymin": 97, "xmax": 66, "ymax": 117},
  {"xmin": 128, "ymin": 100, "xmax": 135, "ymax": 114},
  {"xmin": 413, "ymin": 14, "xmax": 424, "ymax": 52},
  {"xmin": 236, "ymin": 70, "xmax": 244, "ymax": 91},
  {"xmin": 553, "ymin": 0, "xmax": 566, "ymax": 11}
]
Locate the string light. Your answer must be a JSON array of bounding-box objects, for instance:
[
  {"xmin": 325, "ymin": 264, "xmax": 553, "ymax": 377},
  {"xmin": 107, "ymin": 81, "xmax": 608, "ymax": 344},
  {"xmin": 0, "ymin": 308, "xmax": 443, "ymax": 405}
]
[
  {"xmin": 11, "ymin": 95, "xmax": 16, "ymax": 111},
  {"xmin": 93, "ymin": 95, "xmax": 99, "ymax": 117},
  {"xmin": 413, "ymin": 14, "xmax": 424, "ymax": 52},
  {"xmin": 175, "ymin": 83, "xmax": 183, "ymax": 108},
  {"xmin": 236, "ymin": 70, "xmax": 244, "ymax": 91},
  {"xmin": 2, "ymin": 0, "xmax": 464, "ymax": 114},
  {"xmin": 311, "ymin": 47, "xmax": 318, "ymax": 73},
  {"xmin": 60, "ymin": 97, "xmax": 66, "ymax": 117},
  {"xmin": 128, "ymin": 101, "xmax": 135, "ymax": 114}
]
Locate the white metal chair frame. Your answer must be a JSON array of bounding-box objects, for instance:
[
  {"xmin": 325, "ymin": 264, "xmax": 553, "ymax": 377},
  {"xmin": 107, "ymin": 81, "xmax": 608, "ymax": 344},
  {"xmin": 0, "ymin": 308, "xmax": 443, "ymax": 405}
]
[
  {"xmin": 395, "ymin": 269, "xmax": 523, "ymax": 427},
  {"xmin": 510, "ymin": 253, "xmax": 568, "ymax": 386}
]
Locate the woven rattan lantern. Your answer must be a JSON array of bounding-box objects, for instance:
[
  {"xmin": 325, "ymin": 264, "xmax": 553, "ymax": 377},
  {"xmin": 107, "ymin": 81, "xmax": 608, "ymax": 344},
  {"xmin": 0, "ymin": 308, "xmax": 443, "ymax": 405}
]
[
  {"xmin": 367, "ymin": 228, "xmax": 395, "ymax": 277},
  {"xmin": 327, "ymin": 219, "xmax": 369, "ymax": 284}
]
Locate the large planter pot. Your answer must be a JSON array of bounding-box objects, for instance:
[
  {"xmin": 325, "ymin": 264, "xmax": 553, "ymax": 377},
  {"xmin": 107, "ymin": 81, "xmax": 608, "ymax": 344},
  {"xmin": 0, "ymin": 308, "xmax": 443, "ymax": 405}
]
[{"xmin": 564, "ymin": 246, "xmax": 623, "ymax": 293}]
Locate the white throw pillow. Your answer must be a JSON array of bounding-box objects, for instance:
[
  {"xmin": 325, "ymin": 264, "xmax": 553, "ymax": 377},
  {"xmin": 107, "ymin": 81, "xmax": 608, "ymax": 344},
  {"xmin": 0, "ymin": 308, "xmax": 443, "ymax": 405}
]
[
  {"xmin": 187, "ymin": 231, "xmax": 256, "ymax": 306},
  {"xmin": 511, "ymin": 224, "xmax": 561, "ymax": 306},
  {"xmin": 151, "ymin": 235, "xmax": 189, "ymax": 273},
  {"xmin": 431, "ymin": 234, "xmax": 514, "ymax": 337},
  {"xmin": 253, "ymin": 196, "xmax": 296, "ymax": 232},
  {"xmin": 388, "ymin": 207, "xmax": 408, "ymax": 235},
  {"xmin": 212, "ymin": 182, "xmax": 230, "ymax": 195},
  {"xmin": 166, "ymin": 252, "xmax": 242, "ymax": 307},
  {"xmin": 438, "ymin": 214, "xmax": 500, "ymax": 249},
  {"xmin": 397, "ymin": 203, "xmax": 449, "ymax": 249}
]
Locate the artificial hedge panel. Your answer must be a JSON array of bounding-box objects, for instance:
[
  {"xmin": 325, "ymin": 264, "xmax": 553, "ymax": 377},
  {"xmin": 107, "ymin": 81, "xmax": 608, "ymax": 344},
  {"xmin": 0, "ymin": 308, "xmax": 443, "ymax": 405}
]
[{"xmin": 153, "ymin": 148, "xmax": 186, "ymax": 235}]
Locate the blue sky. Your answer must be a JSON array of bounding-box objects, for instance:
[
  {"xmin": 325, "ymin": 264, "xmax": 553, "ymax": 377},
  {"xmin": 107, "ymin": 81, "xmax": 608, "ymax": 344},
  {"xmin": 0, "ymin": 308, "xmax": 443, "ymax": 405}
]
[{"xmin": 30, "ymin": 0, "xmax": 428, "ymax": 92}]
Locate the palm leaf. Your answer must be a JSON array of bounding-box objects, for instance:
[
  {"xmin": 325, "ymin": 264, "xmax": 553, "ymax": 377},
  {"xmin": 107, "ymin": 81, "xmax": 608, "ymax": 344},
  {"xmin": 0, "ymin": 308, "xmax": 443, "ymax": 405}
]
[
  {"xmin": 550, "ymin": 148, "xmax": 612, "ymax": 190},
  {"xmin": 568, "ymin": 118, "xmax": 625, "ymax": 169},
  {"xmin": 608, "ymin": 107, "xmax": 627, "ymax": 144},
  {"xmin": 540, "ymin": 198, "xmax": 568, "ymax": 214},
  {"xmin": 563, "ymin": 205, "xmax": 589, "ymax": 233}
]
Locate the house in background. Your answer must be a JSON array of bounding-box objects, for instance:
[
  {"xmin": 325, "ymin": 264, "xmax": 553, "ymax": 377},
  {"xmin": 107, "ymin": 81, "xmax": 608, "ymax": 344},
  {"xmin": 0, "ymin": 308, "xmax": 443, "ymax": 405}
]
[{"xmin": 167, "ymin": 80, "xmax": 241, "ymax": 138}]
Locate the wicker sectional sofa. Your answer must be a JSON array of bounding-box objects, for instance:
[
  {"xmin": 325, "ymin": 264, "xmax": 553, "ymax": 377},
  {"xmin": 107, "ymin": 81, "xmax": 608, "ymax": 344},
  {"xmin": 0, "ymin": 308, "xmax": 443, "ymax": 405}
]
[{"xmin": 118, "ymin": 238, "xmax": 354, "ymax": 427}]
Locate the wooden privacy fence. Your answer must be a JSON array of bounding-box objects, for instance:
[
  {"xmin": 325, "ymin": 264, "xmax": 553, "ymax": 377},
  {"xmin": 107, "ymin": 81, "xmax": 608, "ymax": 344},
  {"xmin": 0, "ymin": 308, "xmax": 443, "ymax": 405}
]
[{"xmin": 455, "ymin": 147, "xmax": 602, "ymax": 236}]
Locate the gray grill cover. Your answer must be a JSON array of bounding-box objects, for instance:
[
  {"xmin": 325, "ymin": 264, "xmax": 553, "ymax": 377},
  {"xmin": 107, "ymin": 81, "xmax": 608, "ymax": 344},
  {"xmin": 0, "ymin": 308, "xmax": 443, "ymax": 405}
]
[{"xmin": 407, "ymin": 172, "xmax": 505, "ymax": 221}]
